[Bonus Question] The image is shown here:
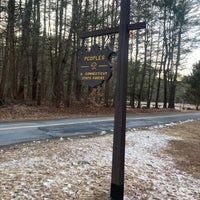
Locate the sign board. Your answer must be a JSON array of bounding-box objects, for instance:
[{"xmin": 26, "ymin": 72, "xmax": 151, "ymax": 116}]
[{"xmin": 78, "ymin": 44, "xmax": 114, "ymax": 87}]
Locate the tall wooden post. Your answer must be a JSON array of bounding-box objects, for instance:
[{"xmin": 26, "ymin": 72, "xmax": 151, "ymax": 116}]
[
  {"xmin": 110, "ymin": 0, "xmax": 130, "ymax": 199},
  {"xmin": 79, "ymin": 1, "xmax": 145, "ymax": 198}
]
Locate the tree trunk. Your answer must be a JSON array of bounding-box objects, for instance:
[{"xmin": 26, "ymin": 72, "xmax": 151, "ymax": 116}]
[
  {"xmin": 149, "ymin": 26, "xmax": 161, "ymax": 109},
  {"xmin": 32, "ymin": 0, "xmax": 40, "ymax": 101},
  {"xmin": 53, "ymin": 0, "xmax": 65, "ymax": 107},
  {"xmin": 39, "ymin": 0, "xmax": 47, "ymax": 103},
  {"xmin": 0, "ymin": 43, "xmax": 9, "ymax": 100},
  {"xmin": 146, "ymin": 27, "xmax": 154, "ymax": 109},
  {"xmin": 155, "ymin": 36, "xmax": 164, "ymax": 109},
  {"xmin": 162, "ymin": 6, "xmax": 168, "ymax": 109},
  {"xmin": 18, "ymin": 0, "xmax": 32, "ymax": 100},
  {"xmin": 7, "ymin": 0, "xmax": 16, "ymax": 100},
  {"xmin": 170, "ymin": 26, "xmax": 182, "ymax": 108},
  {"xmin": 137, "ymin": 29, "xmax": 148, "ymax": 108},
  {"xmin": 0, "ymin": 0, "xmax": 16, "ymax": 101},
  {"xmin": 130, "ymin": 29, "xmax": 139, "ymax": 108}
]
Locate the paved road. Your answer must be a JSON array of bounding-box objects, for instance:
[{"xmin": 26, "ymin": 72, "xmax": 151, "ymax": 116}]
[{"xmin": 0, "ymin": 112, "xmax": 200, "ymax": 146}]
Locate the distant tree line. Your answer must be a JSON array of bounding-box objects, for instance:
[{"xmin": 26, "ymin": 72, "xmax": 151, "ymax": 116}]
[
  {"xmin": 0, "ymin": 0, "xmax": 199, "ymax": 108},
  {"xmin": 183, "ymin": 61, "xmax": 200, "ymax": 110}
]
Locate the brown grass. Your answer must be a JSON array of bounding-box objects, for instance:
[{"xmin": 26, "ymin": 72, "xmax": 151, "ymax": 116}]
[{"xmin": 163, "ymin": 120, "xmax": 200, "ymax": 179}]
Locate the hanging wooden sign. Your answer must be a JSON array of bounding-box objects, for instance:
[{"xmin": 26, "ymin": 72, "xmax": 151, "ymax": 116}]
[{"xmin": 78, "ymin": 44, "xmax": 114, "ymax": 88}]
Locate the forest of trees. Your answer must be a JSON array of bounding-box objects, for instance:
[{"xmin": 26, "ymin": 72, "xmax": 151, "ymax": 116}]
[{"xmin": 0, "ymin": 0, "xmax": 199, "ymax": 108}]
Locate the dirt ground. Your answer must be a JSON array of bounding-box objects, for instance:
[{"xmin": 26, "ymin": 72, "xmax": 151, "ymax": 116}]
[
  {"xmin": 163, "ymin": 120, "xmax": 200, "ymax": 179},
  {"xmin": 0, "ymin": 103, "xmax": 180, "ymax": 122},
  {"xmin": 0, "ymin": 104, "xmax": 115, "ymax": 121}
]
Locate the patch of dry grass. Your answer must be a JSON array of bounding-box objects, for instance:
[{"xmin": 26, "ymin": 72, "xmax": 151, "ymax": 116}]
[{"xmin": 162, "ymin": 120, "xmax": 200, "ymax": 179}]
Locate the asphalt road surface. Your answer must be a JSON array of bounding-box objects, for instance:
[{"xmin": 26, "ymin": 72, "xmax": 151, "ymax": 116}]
[{"xmin": 0, "ymin": 112, "xmax": 200, "ymax": 146}]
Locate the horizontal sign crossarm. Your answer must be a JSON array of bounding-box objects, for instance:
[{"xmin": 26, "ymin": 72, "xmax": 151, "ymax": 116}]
[{"xmin": 79, "ymin": 22, "xmax": 146, "ymax": 39}]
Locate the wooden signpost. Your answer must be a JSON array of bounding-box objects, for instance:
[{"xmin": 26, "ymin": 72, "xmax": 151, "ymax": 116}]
[{"xmin": 79, "ymin": 0, "xmax": 146, "ymax": 199}]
